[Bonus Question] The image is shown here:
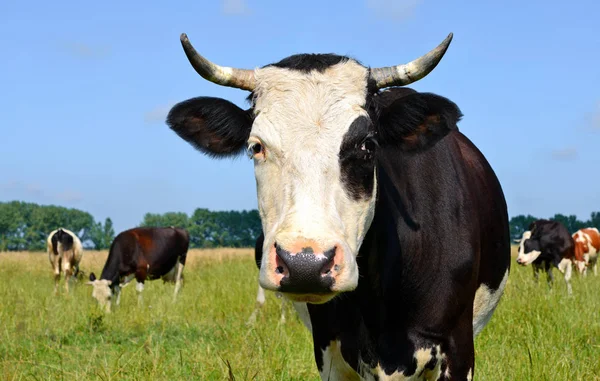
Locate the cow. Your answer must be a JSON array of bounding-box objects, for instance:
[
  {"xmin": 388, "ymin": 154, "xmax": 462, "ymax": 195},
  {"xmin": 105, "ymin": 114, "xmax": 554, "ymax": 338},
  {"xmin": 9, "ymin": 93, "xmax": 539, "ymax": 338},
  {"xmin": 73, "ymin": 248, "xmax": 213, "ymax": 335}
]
[
  {"xmin": 87, "ymin": 227, "xmax": 189, "ymax": 312},
  {"xmin": 165, "ymin": 32, "xmax": 511, "ymax": 380},
  {"xmin": 46, "ymin": 228, "xmax": 84, "ymax": 294},
  {"xmin": 572, "ymin": 227, "xmax": 600, "ymax": 276},
  {"xmin": 515, "ymin": 219, "xmax": 582, "ymax": 294}
]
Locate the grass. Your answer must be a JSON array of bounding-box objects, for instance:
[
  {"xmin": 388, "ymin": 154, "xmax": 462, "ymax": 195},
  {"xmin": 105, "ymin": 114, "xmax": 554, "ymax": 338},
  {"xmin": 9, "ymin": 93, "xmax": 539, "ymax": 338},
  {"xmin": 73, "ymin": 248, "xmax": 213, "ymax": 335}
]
[{"xmin": 0, "ymin": 247, "xmax": 598, "ymax": 380}]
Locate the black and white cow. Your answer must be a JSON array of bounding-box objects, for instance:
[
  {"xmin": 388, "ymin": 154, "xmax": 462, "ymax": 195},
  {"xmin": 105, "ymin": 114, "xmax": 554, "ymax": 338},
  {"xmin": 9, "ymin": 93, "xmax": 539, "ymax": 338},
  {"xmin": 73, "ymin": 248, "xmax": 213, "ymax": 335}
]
[
  {"xmin": 166, "ymin": 32, "xmax": 510, "ymax": 380},
  {"xmin": 46, "ymin": 228, "xmax": 84, "ymax": 294},
  {"xmin": 515, "ymin": 219, "xmax": 580, "ymax": 294},
  {"xmin": 87, "ymin": 227, "xmax": 189, "ymax": 312}
]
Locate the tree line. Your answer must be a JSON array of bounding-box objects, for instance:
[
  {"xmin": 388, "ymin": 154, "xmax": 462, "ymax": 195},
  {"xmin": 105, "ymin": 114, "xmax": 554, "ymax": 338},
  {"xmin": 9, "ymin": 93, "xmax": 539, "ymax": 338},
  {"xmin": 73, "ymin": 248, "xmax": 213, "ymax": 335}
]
[
  {"xmin": 2, "ymin": 201, "xmax": 599, "ymax": 251},
  {"xmin": 509, "ymin": 213, "xmax": 600, "ymax": 240},
  {"xmin": 0, "ymin": 201, "xmax": 261, "ymax": 251}
]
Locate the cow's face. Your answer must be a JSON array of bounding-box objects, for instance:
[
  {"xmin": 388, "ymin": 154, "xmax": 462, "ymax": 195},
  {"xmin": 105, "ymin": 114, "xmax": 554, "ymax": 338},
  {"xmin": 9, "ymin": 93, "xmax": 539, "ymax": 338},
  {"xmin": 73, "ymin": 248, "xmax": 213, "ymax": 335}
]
[
  {"xmin": 167, "ymin": 34, "xmax": 456, "ymax": 303},
  {"xmin": 87, "ymin": 272, "xmax": 112, "ymax": 312},
  {"xmin": 516, "ymin": 231, "xmax": 542, "ymax": 265}
]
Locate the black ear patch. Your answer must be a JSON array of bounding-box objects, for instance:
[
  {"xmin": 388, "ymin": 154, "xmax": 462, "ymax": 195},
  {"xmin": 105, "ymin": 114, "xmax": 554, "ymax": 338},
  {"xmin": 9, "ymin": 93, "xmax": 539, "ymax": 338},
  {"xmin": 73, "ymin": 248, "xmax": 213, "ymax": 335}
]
[
  {"xmin": 89, "ymin": 272, "xmax": 97, "ymax": 281},
  {"xmin": 166, "ymin": 97, "xmax": 253, "ymax": 158},
  {"xmin": 376, "ymin": 92, "xmax": 462, "ymax": 152}
]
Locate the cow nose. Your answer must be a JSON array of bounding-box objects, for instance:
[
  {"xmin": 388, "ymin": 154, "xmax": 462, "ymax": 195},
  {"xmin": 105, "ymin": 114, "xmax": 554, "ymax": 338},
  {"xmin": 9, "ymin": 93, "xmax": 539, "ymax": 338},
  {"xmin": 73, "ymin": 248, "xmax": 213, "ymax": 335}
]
[{"xmin": 275, "ymin": 243, "xmax": 337, "ymax": 293}]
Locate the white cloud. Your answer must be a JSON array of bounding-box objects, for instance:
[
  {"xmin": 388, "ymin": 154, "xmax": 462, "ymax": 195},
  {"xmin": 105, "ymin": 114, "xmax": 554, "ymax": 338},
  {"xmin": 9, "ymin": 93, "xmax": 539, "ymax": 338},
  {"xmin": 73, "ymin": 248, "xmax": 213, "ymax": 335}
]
[
  {"xmin": 551, "ymin": 147, "xmax": 578, "ymax": 161},
  {"xmin": 366, "ymin": 0, "xmax": 422, "ymax": 21},
  {"xmin": 222, "ymin": 0, "xmax": 251, "ymax": 15}
]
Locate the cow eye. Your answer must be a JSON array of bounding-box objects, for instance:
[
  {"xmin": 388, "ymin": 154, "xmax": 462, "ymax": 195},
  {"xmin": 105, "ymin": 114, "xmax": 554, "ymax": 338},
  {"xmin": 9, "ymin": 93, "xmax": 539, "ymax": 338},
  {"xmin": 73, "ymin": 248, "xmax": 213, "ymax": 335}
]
[
  {"xmin": 247, "ymin": 140, "xmax": 265, "ymax": 160},
  {"xmin": 360, "ymin": 138, "xmax": 377, "ymax": 154}
]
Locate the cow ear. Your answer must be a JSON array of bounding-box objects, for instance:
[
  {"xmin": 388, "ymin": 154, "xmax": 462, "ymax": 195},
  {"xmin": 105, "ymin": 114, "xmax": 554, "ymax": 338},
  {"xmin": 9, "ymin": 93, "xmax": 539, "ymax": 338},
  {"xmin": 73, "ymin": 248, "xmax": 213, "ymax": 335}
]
[
  {"xmin": 167, "ymin": 97, "xmax": 253, "ymax": 158},
  {"xmin": 376, "ymin": 92, "xmax": 462, "ymax": 152}
]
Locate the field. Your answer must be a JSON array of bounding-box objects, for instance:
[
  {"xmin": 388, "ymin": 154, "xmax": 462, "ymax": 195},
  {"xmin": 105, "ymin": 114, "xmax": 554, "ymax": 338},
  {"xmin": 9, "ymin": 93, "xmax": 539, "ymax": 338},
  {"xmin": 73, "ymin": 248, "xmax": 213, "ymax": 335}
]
[{"xmin": 0, "ymin": 247, "xmax": 599, "ymax": 380}]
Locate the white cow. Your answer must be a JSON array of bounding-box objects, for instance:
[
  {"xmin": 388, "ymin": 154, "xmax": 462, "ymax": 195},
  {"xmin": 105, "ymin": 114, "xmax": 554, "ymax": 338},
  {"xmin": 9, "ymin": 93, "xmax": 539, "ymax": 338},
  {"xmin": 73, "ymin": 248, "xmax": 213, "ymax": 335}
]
[{"xmin": 46, "ymin": 228, "xmax": 84, "ymax": 294}]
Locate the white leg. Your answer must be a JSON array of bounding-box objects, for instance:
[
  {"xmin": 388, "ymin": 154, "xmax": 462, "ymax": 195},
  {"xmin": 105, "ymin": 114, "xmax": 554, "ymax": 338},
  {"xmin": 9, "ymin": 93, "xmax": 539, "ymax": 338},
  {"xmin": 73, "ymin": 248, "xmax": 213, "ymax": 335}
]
[
  {"xmin": 115, "ymin": 285, "xmax": 122, "ymax": 305},
  {"xmin": 594, "ymin": 262, "xmax": 598, "ymax": 276},
  {"xmin": 136, "ymin": 282, "xmax": 144, "ymax": 306},
  {"xmin": 173, "ymin": 262, "xmax": 185, "ymax": 301},
  {"xmin": 564, "ymin": 261, "xmax": 573, "ymax": 295}
]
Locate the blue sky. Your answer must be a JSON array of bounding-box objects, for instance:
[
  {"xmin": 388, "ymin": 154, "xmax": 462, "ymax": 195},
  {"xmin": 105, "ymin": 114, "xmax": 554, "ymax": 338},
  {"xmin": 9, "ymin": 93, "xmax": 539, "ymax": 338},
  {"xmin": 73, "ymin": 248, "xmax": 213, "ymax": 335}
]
[{"xmin": 1, "ymin": 0, "xmax": 599, "ymax": 233}]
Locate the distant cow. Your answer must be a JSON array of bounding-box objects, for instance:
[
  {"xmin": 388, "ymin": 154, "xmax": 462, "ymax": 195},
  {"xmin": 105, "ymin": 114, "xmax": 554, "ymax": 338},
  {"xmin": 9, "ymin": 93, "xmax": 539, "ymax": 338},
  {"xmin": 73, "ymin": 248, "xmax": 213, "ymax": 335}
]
[
  {"xmin": 46, "ymin": 228, "xmax": 83, "ymax": 294},
  {"xmin": 572, "ymin": 228, "xmax": 600, "ymax": 276},
  {"xmin": 87, "ymin": 227, "xmax": 189, "ymax": 312},
  {"xmin": 515, "ymin": 220, "xmax": 582, "ymax": 294}
]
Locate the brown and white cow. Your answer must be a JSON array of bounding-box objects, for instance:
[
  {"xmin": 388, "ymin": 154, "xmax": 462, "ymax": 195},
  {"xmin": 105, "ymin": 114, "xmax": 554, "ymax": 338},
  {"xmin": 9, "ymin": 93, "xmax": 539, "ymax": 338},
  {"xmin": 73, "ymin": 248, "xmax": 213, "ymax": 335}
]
[
  {"xmin": 87, "ymin": 227, "xmax": 189, "ymax": 312},
  {"xmin": 46, "ymin": 228, "xmax": 84, "ymax": 294},
  {"xmin": 572, "ymin": 227, "xmax": 600, "ymax": 276},
  {"xmin": 165, "ymin": 32, "xmax": 510, "ymax": 380},
  {"xmin": 515, "ymin": 219, "xmax": 583, "ymax": 294}
]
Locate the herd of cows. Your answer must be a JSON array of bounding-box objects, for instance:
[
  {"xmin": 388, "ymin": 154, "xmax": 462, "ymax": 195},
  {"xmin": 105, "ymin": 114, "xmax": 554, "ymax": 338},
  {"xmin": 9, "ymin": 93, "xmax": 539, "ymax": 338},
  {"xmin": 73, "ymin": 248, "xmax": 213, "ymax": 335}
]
[{"xmin": 40, "ymin": 32, "xmax": 599, "ymax": 380}]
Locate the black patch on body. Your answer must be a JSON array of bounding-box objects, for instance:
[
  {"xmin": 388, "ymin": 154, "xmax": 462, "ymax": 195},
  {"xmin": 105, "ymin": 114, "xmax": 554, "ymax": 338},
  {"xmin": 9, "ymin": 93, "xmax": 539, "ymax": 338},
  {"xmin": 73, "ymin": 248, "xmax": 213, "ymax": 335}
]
[
  {"xmin": 339, "ymin": 116, "xmax": 376, "ymax": 200},
  {"xmin": 303, "ymin": 110, "xmax": 510, "ymax": 379},
  {"xmin": 98, "ymin": 227, "xmax": 190, "ymax": 291},
  {"xmin": 52, "ymin": 229, "xmax": 74, "ymax": 253},
  {"xmin": 523, "ymin": 219, "xmax": 574, "ymax": 268}
]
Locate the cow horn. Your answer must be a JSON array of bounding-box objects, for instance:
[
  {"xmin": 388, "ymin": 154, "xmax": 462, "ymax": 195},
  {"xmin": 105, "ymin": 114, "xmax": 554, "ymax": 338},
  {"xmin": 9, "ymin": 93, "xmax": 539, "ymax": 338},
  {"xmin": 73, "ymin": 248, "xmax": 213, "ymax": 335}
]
[
  {"xmin": 370, "ymin": 33, "xmax": 453, "ymax": 89},
  {"xmin": 179, "ymin": 33, "xmax": 256, "ymax": 91}
]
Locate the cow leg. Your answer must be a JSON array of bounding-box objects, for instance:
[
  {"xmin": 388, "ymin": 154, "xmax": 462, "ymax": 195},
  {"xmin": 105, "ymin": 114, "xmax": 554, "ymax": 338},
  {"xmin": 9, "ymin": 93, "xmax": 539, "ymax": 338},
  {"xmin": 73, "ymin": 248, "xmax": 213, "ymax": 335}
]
[
  {"xmin": 64, "ymin": 266, "xmax": 73, "ymax": 294},
  {"xmin": 532, "ymin": 265, "xmax": 540, "ymax": 283},
  {"xmin": 557, "ymin": 258, "xmax": 572, "ymax": 295},
  {"xmin": 546, "ymin": 268, "xmax": 554, "ymax": 287},
  {"xmin": 563, "ymin": 261, "xmax": 573, "ymax": 295},
  {"xmin": 441, "ymin": 311, "xmax": 475, "ymax": 381},
  {"xmin": 247, "ymin": 284, "xmax": 266, "ymax": 325},
  {"xmin": 173, "ymin": 261, "xmax": 185, "ymax": 301},
  {"xmin": 114, "ymin": 285, "xmax": 122, "ymax": 306},
  {"xmin": 136, "ymin": 281, "xmax": 145, "ymax": 306},
  {"xmin": 590, "ymin": 257, "xmax": 598, "ymax": 276}
]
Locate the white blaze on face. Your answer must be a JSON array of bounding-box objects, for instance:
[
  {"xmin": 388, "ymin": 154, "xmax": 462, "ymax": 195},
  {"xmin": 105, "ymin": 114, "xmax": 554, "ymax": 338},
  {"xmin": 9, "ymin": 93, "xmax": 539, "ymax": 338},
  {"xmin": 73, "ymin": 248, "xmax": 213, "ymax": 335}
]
[
  {"xmin": 251, "ymin": 61, "xmax": 376, "ymax": 294},
  {"xmin": 516, "ymin": 230, "xmax": 542, "ymax": 265}
]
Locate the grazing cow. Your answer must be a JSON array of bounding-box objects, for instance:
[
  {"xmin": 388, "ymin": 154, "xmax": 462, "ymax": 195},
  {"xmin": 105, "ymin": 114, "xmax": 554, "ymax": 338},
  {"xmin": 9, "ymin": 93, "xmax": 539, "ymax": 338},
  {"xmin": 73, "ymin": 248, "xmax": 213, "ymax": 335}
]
[
  {"xmin": 46, "ymin": 228, "xmax": 83, "ymax": 294},
  {"xmin": 87, "ymin": 227, "xmax": 189, "ymax": 312},
  {"xmin": 515, "ymin": 219, "xmax": 582, "ymax": 294},
  {"xmin": 166, "ymin": 32, "xmax": 511, "ymax": 380},
  {"xmin": 572, "ymin": 228, "xmax": 600, "ymax": 276}
]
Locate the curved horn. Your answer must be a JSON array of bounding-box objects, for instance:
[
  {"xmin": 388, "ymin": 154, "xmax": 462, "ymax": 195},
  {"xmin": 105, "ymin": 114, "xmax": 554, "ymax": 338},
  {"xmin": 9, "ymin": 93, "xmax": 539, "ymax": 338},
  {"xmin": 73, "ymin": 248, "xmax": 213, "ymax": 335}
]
[
  {"xmin": 370, "ymin": 33, "xmax": 453, "ymax": 89},
  {"xmin": 179, "ymin": 33, "xmax": 256, "ymax": 91}
]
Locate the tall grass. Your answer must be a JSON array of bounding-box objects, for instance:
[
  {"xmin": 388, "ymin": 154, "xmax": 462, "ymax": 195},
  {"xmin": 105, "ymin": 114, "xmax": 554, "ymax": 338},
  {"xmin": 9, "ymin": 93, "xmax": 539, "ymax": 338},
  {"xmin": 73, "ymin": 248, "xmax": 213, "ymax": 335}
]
[{"xmin": 0, "ymin": 247, "xmax": 598, "ymax": 380}]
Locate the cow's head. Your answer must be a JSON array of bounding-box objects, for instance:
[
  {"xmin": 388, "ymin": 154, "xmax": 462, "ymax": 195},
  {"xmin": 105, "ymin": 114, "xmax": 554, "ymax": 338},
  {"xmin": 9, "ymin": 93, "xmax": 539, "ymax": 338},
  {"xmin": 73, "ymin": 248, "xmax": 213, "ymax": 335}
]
[
  {"xmin": 168, "ymin": 33, "xmax": 459, "ymax": 303},
  {"xmin": 515, "ymin": 231, "xmax": 542, "ymax": 266},
  {"xmin": 87, "ymin": 272, "xmax": 113, "ymax": 312}
]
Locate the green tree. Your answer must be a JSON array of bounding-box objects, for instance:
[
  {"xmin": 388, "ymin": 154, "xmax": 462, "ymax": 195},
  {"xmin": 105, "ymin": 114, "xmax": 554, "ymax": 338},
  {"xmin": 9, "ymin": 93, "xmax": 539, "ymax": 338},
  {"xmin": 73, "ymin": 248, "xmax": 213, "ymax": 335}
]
[
  {"xmin": 89, "ymin": 218, "xmax": 116, "ymax": 250},
  {"xmin": 509, "ymin": 214, "xmax": 538, "ymax": 240},
  {"xmin": 550, "ymin": 214, "xmax": 585, "ymax": 234},
  {"xmin": 587, "ymin": 212, "xmax": 600, "ymax": 230}
]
